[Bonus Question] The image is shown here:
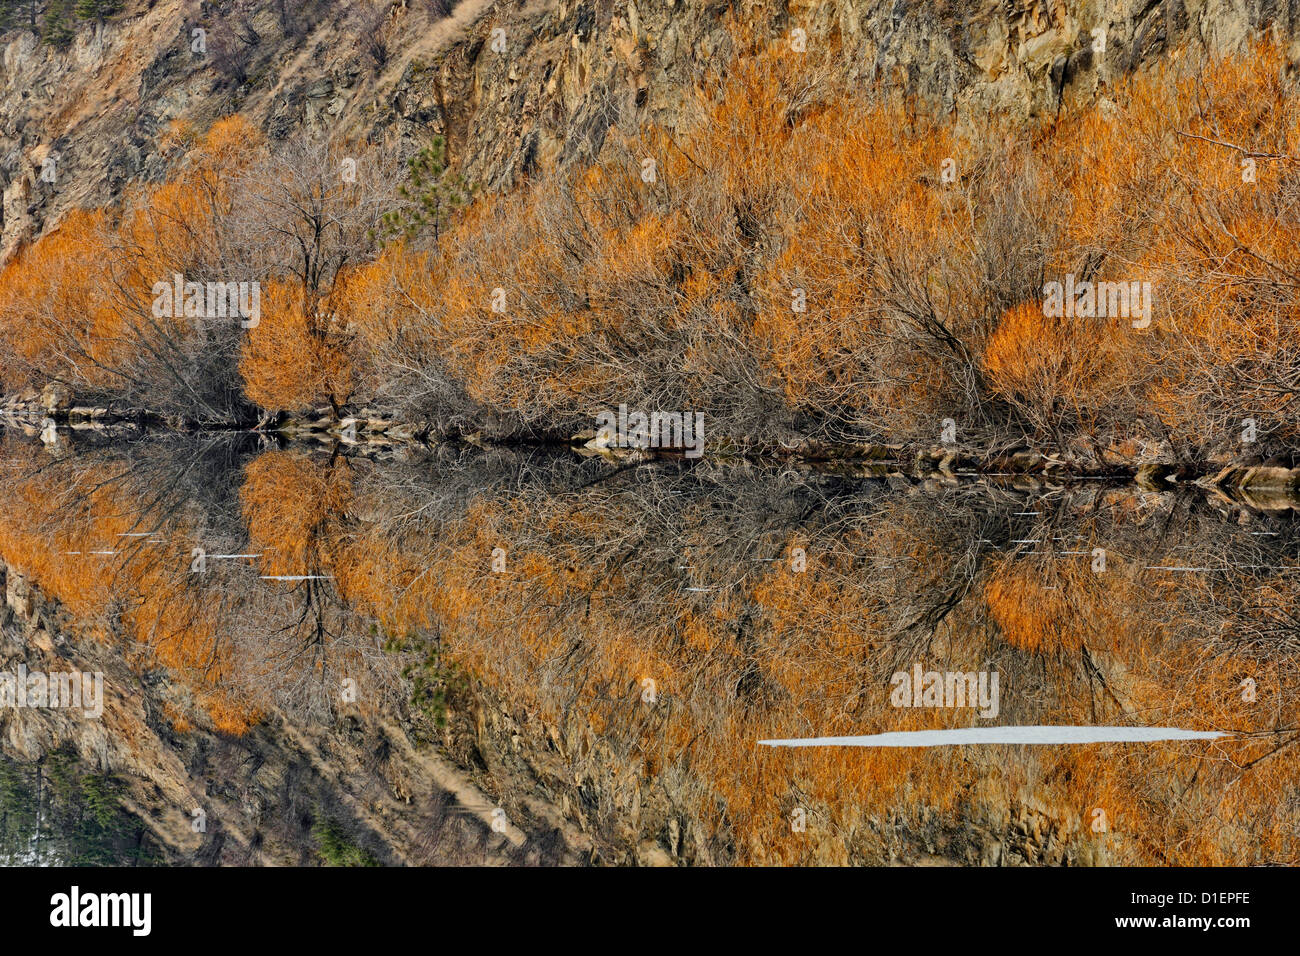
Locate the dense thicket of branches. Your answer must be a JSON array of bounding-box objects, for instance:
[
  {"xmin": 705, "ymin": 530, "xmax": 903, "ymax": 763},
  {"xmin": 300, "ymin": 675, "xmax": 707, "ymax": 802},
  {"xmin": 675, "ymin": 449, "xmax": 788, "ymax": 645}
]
[
  {"xmin": 0, "ymin": 118, "xmax": 402, "ymax": 422},
  {"xmin": 2, "ymin": 36, "xmax": 1300, "ymax": 459}
]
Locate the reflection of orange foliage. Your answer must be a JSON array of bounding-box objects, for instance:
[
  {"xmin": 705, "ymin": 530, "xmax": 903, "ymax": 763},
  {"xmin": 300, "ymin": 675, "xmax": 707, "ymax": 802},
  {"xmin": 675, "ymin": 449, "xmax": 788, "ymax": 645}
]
[
  {"xmin": 0, "ymin": 436, "xmax": 1295, "ymax": 863},
  {"xmin": 985, "ymin": 562, "xmax": 1080, "ymax": 654},
  {"xmin": 324, "ymin": 476, "xmax": 1300, "ymax": 865},
  {"xmin": 0, "ymin": 447, "xmax": 255, "ymax": 733},
  {"xmin": 329, "ymin": 493, "xmax": 994, "ymax": 863},
  {"xmin": 241, "ymin": 450, "xmax": 353, "ymax": 577}
]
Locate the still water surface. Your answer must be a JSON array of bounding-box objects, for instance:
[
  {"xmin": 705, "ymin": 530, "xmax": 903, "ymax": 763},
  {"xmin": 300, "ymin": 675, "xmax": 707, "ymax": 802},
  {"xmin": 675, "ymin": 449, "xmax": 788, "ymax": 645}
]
[{"xmin": 1, "ymin": 431, "xmax": 1296, "ymax": 864}]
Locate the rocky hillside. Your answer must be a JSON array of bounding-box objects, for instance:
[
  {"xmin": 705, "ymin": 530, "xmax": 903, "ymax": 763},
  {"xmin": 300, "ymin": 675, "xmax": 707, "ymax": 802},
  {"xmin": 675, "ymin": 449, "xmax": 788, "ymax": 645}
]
[{"xmin": 3, "ymin": 0, "xmax": 1295, "ymax": 260}]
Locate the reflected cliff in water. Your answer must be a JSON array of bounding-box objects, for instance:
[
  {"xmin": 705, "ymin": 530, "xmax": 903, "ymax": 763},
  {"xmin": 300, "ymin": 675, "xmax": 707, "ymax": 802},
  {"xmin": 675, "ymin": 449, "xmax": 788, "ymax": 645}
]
[{"xmin": 0, "ymin": 429, "xmax": 1296, "ymax": 866}]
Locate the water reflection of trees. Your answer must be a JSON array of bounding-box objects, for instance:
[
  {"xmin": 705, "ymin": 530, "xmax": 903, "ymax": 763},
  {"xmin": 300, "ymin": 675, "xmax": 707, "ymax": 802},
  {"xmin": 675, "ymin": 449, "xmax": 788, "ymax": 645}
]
[
  {"xmin": 342, "ymin": 455, "xmax": 1298, "ymax": 864},
  {"xmin": 0, "ymin": 434, "xmax": 399, "ymax": 730},
  {"xmin": 1, "ymin": 433, "xmax": 1295, "ymax": 864}
]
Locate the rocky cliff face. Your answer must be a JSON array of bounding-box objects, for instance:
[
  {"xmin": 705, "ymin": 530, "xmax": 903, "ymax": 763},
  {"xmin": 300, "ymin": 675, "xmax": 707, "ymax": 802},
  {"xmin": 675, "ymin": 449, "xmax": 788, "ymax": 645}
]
[{"xmin": 3, "ymin": 0, "xmax": 1295, "ymax": 260}]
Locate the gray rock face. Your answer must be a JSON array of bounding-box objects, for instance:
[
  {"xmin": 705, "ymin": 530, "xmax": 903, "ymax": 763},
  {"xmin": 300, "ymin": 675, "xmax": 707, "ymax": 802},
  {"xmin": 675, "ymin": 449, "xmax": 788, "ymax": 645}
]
[{"xmin": 39, "ymin": 381, "xmax": 72, "ymax": 412}]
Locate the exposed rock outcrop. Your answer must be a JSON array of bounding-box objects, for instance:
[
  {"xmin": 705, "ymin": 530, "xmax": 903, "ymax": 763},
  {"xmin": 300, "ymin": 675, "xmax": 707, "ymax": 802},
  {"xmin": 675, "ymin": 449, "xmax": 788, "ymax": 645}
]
[{"xmin": 4, "ymin": 0, "xmax": 1298, "ymax": 259}]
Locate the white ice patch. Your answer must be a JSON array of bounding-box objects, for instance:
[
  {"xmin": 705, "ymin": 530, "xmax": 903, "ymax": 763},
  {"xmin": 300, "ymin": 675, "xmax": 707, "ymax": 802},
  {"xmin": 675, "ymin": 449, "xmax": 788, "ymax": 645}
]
[{"xmin": 758, "ymin": 725, "xmax": 1231, "ymax": 748}]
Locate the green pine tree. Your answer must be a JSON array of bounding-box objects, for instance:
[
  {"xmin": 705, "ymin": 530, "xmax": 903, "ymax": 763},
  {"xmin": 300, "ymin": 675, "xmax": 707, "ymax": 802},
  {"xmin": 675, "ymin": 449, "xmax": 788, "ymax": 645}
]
[
  {"xmin": 75, "ymin": 0, "xmax": 119, "ymax": 22},
  {"xmin": 0, "ymin": 0, "xmax": 41, "ymax": 32},
  {"xmin": 375, "ymin": 136, "xmax": 474, "ymax": 244},
  {"xmin": 42, "ymin": 0, "xmax": 74, "ymax": 47}
]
